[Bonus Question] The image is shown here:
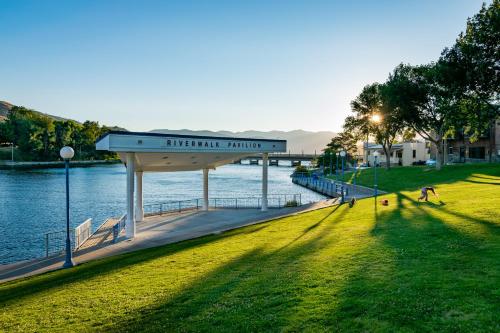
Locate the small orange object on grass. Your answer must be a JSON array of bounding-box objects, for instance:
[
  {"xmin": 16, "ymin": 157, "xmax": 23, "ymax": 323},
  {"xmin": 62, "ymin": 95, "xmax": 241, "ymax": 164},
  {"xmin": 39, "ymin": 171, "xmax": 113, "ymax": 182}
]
[{"xmin": 380, "ymin": 199, "xmax": 389, "ymax": 206}]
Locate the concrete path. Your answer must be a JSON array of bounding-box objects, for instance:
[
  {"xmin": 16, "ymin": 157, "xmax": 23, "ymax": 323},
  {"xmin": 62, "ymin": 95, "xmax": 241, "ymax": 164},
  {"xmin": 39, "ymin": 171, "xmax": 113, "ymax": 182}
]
[{"xmin": 0, "ymin": 200, "xmax": 337, "ymax": 283}]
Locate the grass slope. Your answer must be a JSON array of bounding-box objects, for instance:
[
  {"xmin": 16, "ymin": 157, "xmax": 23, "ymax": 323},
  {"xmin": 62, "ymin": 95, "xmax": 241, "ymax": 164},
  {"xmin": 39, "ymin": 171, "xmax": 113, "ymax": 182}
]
[
  {"xmin": 344, "ymin": 163, "xmax": 500, "ymax": 193},
  {"xmin": 1, "ymin": 164, "xmax": 499, "ymax": 332}
]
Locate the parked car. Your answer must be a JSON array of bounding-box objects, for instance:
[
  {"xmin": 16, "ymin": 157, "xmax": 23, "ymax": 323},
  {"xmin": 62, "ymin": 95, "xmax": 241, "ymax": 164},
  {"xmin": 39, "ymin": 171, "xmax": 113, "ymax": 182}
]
[
  {"xmin": 412, "ymin": 160, "xmax": 426, "ymax": 166},
  {"xmin": 425, "ymin": 159, "xmax": 436, "ymax": 166}
]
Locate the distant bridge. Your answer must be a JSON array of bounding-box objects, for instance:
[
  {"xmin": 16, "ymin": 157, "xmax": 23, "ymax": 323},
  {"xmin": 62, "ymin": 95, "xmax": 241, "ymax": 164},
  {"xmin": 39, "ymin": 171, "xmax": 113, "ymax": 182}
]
[{"xmin": 235, "ymin": 153, "xmax": 317, "ymax": 166}]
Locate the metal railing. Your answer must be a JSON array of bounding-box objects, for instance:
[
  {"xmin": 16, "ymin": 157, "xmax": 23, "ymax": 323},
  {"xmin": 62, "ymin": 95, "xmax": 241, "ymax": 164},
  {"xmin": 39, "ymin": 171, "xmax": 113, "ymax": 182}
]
[
  {"xmin": 291, "ymin": 173, "xmax": 347, "ymax": 200},
  {"xmin": 74, "ymin": 218, "xmax": 92, "ymax": 249},
  {"xmin": 44, "ymin": 229, "xmax": 74, "ymax": 258},
  {"xmin": 143, "ymin": 194, "xmax": 302, "ymax": 216},
  {"xmin": 112, "ymin": 214, "xmax": 127, "ymax": 243},
  {"xmin": 44, "ymin": 218, "xmax": 95, "ymax": 257}
]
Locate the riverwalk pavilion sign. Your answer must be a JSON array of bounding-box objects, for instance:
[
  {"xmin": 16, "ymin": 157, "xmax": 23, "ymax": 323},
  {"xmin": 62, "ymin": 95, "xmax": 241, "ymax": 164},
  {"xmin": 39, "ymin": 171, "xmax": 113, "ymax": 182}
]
[{"xmin": 96, "ymin": 131, "xmax": 287, "ymax": 239}]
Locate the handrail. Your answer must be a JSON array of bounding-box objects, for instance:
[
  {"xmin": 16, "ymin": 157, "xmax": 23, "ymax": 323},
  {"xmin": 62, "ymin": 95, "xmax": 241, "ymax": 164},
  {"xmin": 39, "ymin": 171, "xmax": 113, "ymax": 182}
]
[
  {"xmin": 143, "ymin": 194, "xmax": 302, "ymax": 217},
  {"xmin": 291, "ymin": 173, "xmax": 347, "ymax": 202},
  {"xmin": 74, "ymin": 218, "xmax": 92, "ymax": 249},
  {"xmin": 112, "ymin": 214, "xmax": 127, "ymax": 243},
  {"xmin": 44, "ymin": 229, "xmax": 74, "ymax": 258}
]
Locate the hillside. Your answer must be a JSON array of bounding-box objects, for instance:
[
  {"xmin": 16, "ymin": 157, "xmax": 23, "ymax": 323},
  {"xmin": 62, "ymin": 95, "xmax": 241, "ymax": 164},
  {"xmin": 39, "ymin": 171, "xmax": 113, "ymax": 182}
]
[
  {"xmin": 0, "ymin": 100, "xmax": 73, "ymax": 123},
  {"xmin": 151, "ymin": 129, "xmax": 336, "ymax": 154},
  {"xmin": 0, "ymin": 101, "xmax": 126, "ymax": 161},
  {"xmin": 0, "ymin": 101, "xmax": 13, "ymax": 121},
  {"xmin": 0, "ymin": 100, "xmax": 126, "ymax": 132}
]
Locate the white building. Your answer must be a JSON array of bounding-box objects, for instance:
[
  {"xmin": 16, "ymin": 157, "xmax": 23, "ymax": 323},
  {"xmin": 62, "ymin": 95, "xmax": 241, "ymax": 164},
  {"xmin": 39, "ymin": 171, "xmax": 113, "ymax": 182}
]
[
  {"xmin": 96, "ymin": 131, "xmax": 286, "ymax": 239},
  {"xmin": 365, "ymin": 141, "xmax": 430, "ymax": 167}
]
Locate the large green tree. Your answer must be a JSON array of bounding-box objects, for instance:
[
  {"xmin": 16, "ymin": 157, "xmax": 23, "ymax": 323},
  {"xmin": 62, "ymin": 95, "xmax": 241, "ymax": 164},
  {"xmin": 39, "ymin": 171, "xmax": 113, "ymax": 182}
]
[
  {"xmin": 0, "ymin": 106, "xmax": 116, "ymax": 161},
  {"xmin": 439, "ymin": 0, "xmax": 500, "ymax": 160},
  {"xmin": 347, "ymin": 83, "xmax": 407, "ymax": 169},
  {"xmin": 384, "ymin": 63, "xmax": 462, "ymax": 170}
]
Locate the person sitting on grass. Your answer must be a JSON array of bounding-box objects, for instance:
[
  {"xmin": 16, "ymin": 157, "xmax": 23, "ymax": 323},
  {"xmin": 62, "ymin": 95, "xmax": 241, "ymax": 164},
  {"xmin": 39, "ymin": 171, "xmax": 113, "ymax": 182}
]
[{"xmin": 418, "ymin": 186, "xmax": 438, "ymax": 202}]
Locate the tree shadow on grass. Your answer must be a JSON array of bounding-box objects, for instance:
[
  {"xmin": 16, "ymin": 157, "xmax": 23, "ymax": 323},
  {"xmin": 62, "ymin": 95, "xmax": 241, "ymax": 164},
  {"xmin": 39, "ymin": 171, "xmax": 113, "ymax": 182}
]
[
  {"xmin": 399, "ymin": 193, "xmax": 500, "ymax": 233},
  {"xmin": 332, "ymin": 192, "xmax": 500, "ymax": 331},
  {"xmin": 464, "ymin": 179, "xmax": 500, "ymax": 186},
  {"xmin": 471, "ymin": 174, "xmax": 500, "ymax": 181},
  {"xmin": 93, "ymin": 205, "xmax": 354, "ymax": 332},
  {"xmin": 102, "ymin": 192, "xmax": 498, "ymax": 332},
  {"xmin": 360, "ymin": 165, "xmax": 500, "ymax": 193},
  {"xmin": 0, "ymin": 221, "xmax": 277, "ymax": 306},
  {"xmin": 279, "ymin": 204, "xmax": 346, "ymax": 250}
]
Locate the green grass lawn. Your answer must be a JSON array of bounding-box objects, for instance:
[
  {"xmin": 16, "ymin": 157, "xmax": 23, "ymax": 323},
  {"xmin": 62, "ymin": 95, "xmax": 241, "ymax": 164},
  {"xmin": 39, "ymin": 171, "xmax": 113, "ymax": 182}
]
[
  {"xmin": 1, "ymin": 164, "xmax": 499, "ymax": 332},
  {"xmin": 339, "ymin": 163, "xmax": 500, "ymax": 193}
]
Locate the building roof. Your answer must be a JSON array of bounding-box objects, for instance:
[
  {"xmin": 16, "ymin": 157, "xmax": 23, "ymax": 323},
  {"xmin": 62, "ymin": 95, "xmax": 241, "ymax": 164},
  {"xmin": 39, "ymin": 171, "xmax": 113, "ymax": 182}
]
[
  {"xmin": 366, "ymin": 144, "xmax": 404, "ymax": 150},
  {"xmin": 96, "ymin": 131, "xmax": 287, "ymax": 172}
]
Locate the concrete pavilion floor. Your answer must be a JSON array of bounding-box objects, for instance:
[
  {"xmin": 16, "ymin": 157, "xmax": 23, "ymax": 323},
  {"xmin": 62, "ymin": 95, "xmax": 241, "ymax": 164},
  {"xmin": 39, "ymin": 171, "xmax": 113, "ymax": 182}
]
[{"xmin": 0, "ymin": 199, "xmax": 337, "ymax": 283}]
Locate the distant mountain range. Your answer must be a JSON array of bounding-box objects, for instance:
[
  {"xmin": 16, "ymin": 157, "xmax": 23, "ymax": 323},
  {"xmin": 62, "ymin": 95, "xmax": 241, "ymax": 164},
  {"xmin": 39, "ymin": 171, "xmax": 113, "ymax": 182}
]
[
  {"xmin": 151, "ymin": 129, "xmax": 336, "ymax": 154},
  {"xmin": 1, "ymin": 101, "xmax": 335, "ymax": 153}
]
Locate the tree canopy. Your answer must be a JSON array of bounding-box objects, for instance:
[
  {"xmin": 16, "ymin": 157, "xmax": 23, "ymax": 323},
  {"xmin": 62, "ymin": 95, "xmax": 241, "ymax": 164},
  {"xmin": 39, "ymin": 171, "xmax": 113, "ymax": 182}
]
[
  {"xmin": 329, "ymin": 1, "xmax": 499, "ymax": 170},
  {"xmin": 0, "ymin": 106, "xmax": 117, "ymax": 161}
]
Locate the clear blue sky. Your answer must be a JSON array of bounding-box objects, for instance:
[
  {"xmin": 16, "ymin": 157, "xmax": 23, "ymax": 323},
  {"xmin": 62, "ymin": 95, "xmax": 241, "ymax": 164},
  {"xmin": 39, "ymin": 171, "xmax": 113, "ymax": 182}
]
[{"xmin": 0, "ymin": 0, "xmax": 488, "ymax": 132}]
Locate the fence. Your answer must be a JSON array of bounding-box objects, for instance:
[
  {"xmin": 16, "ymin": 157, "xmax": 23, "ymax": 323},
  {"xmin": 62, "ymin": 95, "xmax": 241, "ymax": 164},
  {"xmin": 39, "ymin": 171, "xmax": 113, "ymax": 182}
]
[
  {"xmin": 291, "ymin": 173, "xmax": 347, "ymax": 200},
  {"xmin": 44, "ymin": 218, "xmax": 93, "ymax": 257},
  {"xmin": 74, "ymin": 218, "xmax": 92, "ymax": 249},
  {"xmin": 112, "ymin": 214, "xmax": 127, "ymax": 243},
  {"xmin": 44, "ymin": 229, "xmax": 74, "ymax": 258},
  {"xmin": 143, "ymin": 194, "xmax": 302, "ymax": 216}
]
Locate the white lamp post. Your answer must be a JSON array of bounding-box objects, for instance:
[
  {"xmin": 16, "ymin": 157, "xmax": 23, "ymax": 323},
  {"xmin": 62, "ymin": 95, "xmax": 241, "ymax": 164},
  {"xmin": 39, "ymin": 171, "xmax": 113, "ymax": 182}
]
[
  {"xmin": 60, "ymin": 146, "xmax": 75, "ymax": 268},
  {"xmin": 373, "ymin": 151, "xmax": 379, "ymax": 198}
]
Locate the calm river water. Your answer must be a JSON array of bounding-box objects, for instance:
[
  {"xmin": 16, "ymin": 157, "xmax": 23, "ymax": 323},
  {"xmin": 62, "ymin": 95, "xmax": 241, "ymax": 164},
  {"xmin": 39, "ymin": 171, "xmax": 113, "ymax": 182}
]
[{"xmin": 0, "ymin": 163, "xmax": 325, "ymax": 264}]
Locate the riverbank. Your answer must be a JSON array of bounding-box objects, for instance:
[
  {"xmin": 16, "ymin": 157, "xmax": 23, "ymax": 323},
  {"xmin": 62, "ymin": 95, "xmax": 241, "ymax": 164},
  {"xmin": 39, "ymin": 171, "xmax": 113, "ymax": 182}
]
[
  {"xmin": 0, "ymin": 164, "xmax": 326, "ymax": 264},
  {"xmin": 0, "ymin": 159, "xmax": 121, "ymax": 170},
  {"xmin": 1, "ymin": 164, "xmax": 498, "ymax": 331},
  {"xmin": 0, "ymin": 201, "xmax": 335, "ymax": 283}
]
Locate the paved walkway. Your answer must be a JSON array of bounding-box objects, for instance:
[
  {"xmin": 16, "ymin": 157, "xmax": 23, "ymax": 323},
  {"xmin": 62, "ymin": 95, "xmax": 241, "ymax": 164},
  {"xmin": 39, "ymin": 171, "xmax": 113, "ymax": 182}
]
[{"xmin": 0, "ymin": 200, "xmax": 337, "ymax": 283}]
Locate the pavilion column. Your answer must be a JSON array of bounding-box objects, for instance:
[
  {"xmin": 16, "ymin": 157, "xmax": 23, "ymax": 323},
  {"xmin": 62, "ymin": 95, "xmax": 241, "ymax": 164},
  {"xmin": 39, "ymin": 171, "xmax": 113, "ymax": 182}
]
[
  {"xmin": 261, "ymin": 153, "xmax": 268, "ymax": 211},
  {"xmin": 135, "ymin": 171, "xmax": 144, "ymax": 222},
  {"xmin": 203, "ymin": 168, "xmax": 209, "ymax": 211},
  {"xmin": 126, "ymin": 153, "xmax": 136, "ymax": 239}
]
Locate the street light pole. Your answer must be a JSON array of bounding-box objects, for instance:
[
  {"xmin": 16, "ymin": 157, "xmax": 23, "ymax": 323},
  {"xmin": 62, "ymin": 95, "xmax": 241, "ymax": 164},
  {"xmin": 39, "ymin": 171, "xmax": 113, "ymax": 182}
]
[
  {"xmin": 335, "ymin": 152, "xmax": 339, "ymax": 181},
  {"xmin": 373, "ymin": 151, "xmax": 379, "ymax": 198},
  {"xmin": 60, "ymin": 146, "xmax": 75, "ymax": 268},
  {"xmin": 340, "ymin": 150, "xmax": 346, "ymax": 181},
  {"xmin": 329, "ymin": 152, "xmax": 333, "ymax": 176},
  {"xmin": 353, "ymin": 159, "xmax": 357, "ymax": 198}
]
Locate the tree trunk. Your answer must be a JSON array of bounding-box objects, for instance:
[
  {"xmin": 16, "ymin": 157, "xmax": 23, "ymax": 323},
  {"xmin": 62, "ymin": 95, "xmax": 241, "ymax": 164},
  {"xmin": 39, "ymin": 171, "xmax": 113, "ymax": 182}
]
[
  {"xmin": 443, "ymin": 139, "xmax": 448, "ymax": 164},
  {"xmin": 364, "ymin": 133, "xmax": 369, "ymax": 164},
  {"xmin": 434, "ymin": 138, "xmax": 444, "ymax": 170},
  {"xmin": 489, "ymin": 119, "xmax": 494, "ymax": 163},
  {"xmin": 385, "ymin": 153, "xmax": 391, "ymax": 169},
  {"xmin": 435, "ymin": 146, "xmax": 442, "ymax": 170},
  {"xmin": 382, "ymin": 143, "xmax": 391, "ymax": 170}
]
